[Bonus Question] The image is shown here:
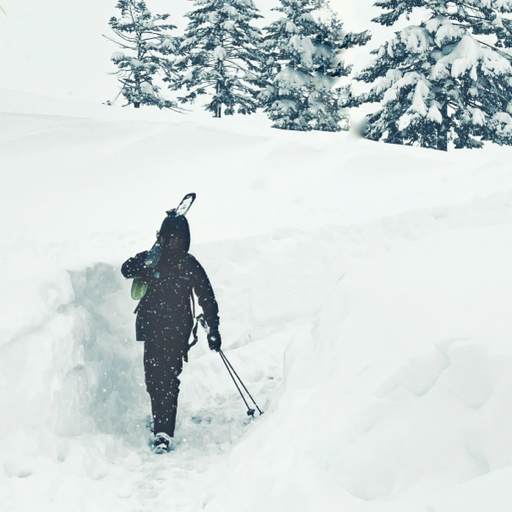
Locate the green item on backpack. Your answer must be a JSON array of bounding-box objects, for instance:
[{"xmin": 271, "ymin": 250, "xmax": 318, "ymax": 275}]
[{"xmin": 131, "ymin": 277, "xmax": 148, "ymax": 300}]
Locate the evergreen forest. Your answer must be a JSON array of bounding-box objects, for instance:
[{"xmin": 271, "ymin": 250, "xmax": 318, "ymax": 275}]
[{"xmin": 107, "ymin": 0, "xmax": 512, "ymax": 149}]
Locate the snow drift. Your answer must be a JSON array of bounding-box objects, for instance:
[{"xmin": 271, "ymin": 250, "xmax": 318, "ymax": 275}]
[{"xmin": 2, "ymin": 88, "xmax": 512, "ymax": 511}]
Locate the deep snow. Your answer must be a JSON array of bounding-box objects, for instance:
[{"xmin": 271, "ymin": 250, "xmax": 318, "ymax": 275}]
[
  {"xmin": 2, "ymin": 87, "xmax": 512, "ymax": 511},
  {"xmin": 2, "ymin": 0, "xmax": 512, "ymax": 510}
]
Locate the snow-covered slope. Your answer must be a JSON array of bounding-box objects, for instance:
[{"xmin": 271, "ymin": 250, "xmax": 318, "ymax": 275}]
[
  {"xmin": 203, "ymin": 213, "xmax": 512, "ymax": 512},
  {"xmin": 2, "ymin": 85, "xmax": 512, "ymax": 511}
]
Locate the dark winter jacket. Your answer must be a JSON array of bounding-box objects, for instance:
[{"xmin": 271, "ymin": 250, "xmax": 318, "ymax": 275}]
[{"xmin": 121, "ymin": 248, "xmax": 220, "ymax": 343}]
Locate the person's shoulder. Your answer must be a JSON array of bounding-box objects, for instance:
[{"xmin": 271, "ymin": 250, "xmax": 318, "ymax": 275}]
[
  {"xmin": 184, "ymin": 252, "xmax": 199, "ymax": 265},
  {"xmin": 183, "ymin": 252, "xmax": 205, "ymax": 271}
]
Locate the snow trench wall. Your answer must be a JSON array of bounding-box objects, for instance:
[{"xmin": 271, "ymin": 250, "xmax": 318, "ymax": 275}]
[
  {"xmin": 0, "ymin": 263, "xmax": 147, "ymax": 444},
  {"xmin": 200, "ymin": 192, "xmax": 512, "ymax": 512},
  {"xmin": 57, "ymin": 263, "xmax": 147, "ymax": 438}
]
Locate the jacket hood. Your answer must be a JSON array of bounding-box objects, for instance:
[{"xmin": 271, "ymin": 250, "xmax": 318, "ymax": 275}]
[{"xmin": 159, "ymin": 214, "xmax": 191, "ymax": 252}]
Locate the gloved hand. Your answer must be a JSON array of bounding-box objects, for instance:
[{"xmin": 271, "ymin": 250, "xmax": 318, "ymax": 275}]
[{"xmin": 207, "ymin": 330, "xmax": 222, "ymax": 352}]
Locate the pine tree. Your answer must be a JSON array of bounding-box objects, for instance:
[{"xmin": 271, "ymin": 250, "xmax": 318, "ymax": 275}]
[
  {"xmin": 309, "ymin": 11, "xmax": 371, "ymax": 131},
  {"xmin": 107, "ymin": 0, "xmax": 179, "ymax": 109},
  {"xmin": 173, "ymin": 0, "xmax": 263, "ymax": 117},
  {"xmin": 260, "ymin": 0, "xmax": 370, "ymax": 131},
  {"xmin": 355, "ymin": 0, "xmax": 512, "ymax": 149}
]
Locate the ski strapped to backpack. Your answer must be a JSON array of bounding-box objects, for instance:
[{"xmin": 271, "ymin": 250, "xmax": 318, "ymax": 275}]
[{"xmin": 130, "ymin": 193, "xmax": 196, "ymax": 300}]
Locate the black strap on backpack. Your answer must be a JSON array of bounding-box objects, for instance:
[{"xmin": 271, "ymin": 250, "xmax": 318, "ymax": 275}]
[{"xmin": 184, "ymin": 295, "xmax": 200, "ymax": 362}]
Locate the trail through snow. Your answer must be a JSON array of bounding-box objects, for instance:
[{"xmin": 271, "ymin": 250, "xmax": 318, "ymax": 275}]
[
  {"xmin": 2, "ymin": 89, "xmax": 512, "ymax": 511},
  {"xmin": 3, "ymin": 0, "xmax": 512, "ymax": 509}
]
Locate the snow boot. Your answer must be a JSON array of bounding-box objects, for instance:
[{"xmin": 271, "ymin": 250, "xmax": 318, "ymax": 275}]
[{"xmin": 153, "ymin": 432, "xmax": 172, "ymax": 454}]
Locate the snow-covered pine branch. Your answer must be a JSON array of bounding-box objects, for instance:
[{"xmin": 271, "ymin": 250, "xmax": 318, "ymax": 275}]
[
  {"xmin": 355, "ymin": 0, "xmax": 512, "ymax": 150},
  {"xmin": 106, "ymin": 0, "xmax": 181, "ymax": 110},
  {"xmin": 260, "ymin": 0, "xmax": 370, "ymax": 132},
  {"xmin": 172, "ymin": 0, "xmax": 264, "ymax": 118}
]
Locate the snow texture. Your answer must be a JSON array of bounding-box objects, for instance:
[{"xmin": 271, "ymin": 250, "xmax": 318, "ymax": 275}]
[
  {"xmin": 2, "ymin": 0, "xmax": 512, "ymax": 510},
  {"xmin": 2, "ymin": 87, "xmax": 512, "ymax": 511}
]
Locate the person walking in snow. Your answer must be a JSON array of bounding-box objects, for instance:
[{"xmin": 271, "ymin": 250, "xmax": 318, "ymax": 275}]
[{"xmin": 121, "ymin": 211, "xmax": 221, "ymax": 453}]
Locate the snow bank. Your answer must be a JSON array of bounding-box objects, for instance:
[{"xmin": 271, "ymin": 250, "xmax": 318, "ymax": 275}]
[
  {"xmin": 203, "ymin": 196, "xmax": 512, "ymax": 512},
  {"xmin": 3, "ymin": 88, "xmax": 512, "ymax": 511}
]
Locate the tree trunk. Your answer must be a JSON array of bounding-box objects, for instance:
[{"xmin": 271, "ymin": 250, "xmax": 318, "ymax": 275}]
[
  {"xmin": 437, "ymin": 101, "xmax": 448, "ymax": 151},
  {"xmin": 134, "ymin": 102, "xmax": 141, "ymax": 109},
  {"xmin": 214, "ymin": 78, "xmax": 222, "ymax": 118}
]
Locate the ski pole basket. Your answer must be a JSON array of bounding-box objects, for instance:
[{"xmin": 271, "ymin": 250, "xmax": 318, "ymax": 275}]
[{"xmin": 218, "ymin": 349, "xmax": 263, "ymax": 418}]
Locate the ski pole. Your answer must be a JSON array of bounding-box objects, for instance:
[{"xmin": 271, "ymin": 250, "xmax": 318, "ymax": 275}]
[
  {"xmin": 196, "ymin": 314, "xmax": 263, "ymax": 417},
  {"xmin": 218, "ymin": 349, "xmax": 263, "ymax": 417}
]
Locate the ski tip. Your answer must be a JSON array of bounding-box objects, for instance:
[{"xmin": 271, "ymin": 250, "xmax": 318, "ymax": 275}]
[{"xmin": 166, "ymin": 193, "xmax": 196, "ymax": 217}]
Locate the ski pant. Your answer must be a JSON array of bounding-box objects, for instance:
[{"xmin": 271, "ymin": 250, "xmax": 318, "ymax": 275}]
[{"xmin": 144, "ymin": 331, "xmax": 189, "ymax": 438}]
